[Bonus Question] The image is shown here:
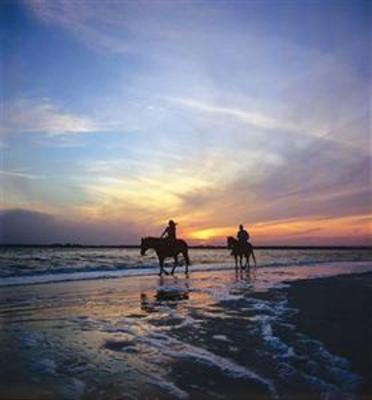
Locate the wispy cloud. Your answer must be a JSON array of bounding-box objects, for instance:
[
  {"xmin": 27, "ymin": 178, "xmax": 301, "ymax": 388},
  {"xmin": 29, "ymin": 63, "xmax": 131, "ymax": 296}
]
[
  {"xmin": 28, "ymin": 0, "xmax": 222, "ymax": 54},
  {"xmin": 168, "ymin": 97, "xmax": 326, "ymax": 138},
  {"xmin": 29, "ymin": 0, "xmax": 147, "ymax": 54},
  {"xmin": 0, "ymin": 169, "xmax": 45, "ymax": 180},
  {"xmin": 2, "ymin": 99, "xmax": 99, "ymax": 136}
]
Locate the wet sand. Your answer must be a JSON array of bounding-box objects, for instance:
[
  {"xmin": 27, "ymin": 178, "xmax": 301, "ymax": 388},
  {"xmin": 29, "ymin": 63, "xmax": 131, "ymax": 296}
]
[
  {"xmin": 286, "ymin": 272, "xmax": 372, "ymax": 399},
  {"xmin": 0, "ymin": 267, "xmax": 371, "ymax": 399}
]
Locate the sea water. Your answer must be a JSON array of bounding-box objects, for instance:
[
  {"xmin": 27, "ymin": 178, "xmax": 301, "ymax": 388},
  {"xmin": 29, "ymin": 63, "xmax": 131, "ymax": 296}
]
[{"xmin": 0, "ymin": 246, "xmax": 371, "ymax": 286}]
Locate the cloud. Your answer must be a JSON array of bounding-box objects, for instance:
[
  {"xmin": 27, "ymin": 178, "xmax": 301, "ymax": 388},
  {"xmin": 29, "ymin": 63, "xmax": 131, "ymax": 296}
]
[
  {"xmin": 26, "ymin": 0, "xmax": 369, "ymax": 153},
  {"xmin": 177, "ymin": 136, "xmax": 371, "ymax": 228},
  {"xmin": 0, "ymin": 209, "xmax": 60, "ymax": 244},
  {"xmin": 188, "ymin": 214, "xmax": 371, "ymax": 246},
  {"xmin": 1, "ymin": 207, "xmax": 369, "ymax": 246},
  {"xmin": 28, "ymin": 0, "xmax": 154, "ymax": 54},
  {"xmin": 250, "ymin": 214, "xmax": 372, "ymax": 246},
  {"xmin": 2, "ymin": 99, "xmax": 100, "ymax": 136},
  {"xmin": 168, "ymin": 97, "xmax": 325, "ymax": 139},
  {"xmin": 28, "ymin": 0, "xmax": 234, "ymax": 55},
  {"xmin": 0, "ymin": 169, "xmax": 45, "ymax": 180},
  {"xmin": 0, "ymin": 208, "xmax": 141, "ymax": 245}
]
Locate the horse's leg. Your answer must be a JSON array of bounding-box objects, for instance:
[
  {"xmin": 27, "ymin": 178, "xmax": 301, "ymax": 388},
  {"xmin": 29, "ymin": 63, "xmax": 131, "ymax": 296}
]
[
  {"xmin": 159, "ymin": 257, "xmax": 169, "ymax": 276},
  {"xmin": 234, "ymin": 254, "xmax": 238, "ymax": 269},
  {"xmin": 239, "ymin": 254, "xmax": 244, "ymax": 269},
  {"xmin": 158, "ymin": 257, "xmax": 164, "ymax": 276},
  {"xmin": 171, "ymin": 255, "xmax": 179, "ymax": 275},
  {"xmin": 252, "ymin": 249, "xmax": 257, "ymax": 267}
]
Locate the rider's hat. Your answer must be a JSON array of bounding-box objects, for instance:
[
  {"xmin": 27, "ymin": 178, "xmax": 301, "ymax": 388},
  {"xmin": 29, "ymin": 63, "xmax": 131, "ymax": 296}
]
[{"xmin": 169, "ymin": 219, "xmax": 177, "ymax": 226}]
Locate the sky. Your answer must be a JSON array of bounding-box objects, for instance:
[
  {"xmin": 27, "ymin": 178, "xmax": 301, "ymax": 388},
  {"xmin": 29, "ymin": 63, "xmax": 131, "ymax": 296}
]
[{"xmin": 0, "ymin": 0, "xmax": 371, "ymax": 245}]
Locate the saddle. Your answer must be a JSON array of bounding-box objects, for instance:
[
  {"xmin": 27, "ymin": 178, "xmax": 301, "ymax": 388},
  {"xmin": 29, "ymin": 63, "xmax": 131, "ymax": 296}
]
[
  {"xmin": 161, "ymin": 237, "xmax": 177, "ymax": 242},
  {"xmin": 239, "ymin": 241, "xmax": 251, "ymax": 252}
]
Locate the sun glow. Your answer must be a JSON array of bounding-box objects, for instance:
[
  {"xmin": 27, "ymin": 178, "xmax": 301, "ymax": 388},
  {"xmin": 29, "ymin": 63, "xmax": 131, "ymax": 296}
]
[{"xmin": 189, "ymin": 227, "xmax": 233, "ymax": 241}]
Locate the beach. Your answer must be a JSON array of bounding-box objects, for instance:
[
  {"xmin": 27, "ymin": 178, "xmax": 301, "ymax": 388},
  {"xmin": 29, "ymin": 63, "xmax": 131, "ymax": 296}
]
[
  {"xmin": 287, "ymin": 273, "xmax": 372, "ymax": 398},
  {"xmin": 0, "ymin": 249, "xmax": 372, "ymax": 400}
]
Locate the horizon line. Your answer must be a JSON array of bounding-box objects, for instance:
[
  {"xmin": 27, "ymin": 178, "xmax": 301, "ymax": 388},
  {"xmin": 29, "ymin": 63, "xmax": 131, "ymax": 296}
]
[{"xmin": 1, "ymin": 243, "xmax": 371, "ymax": 250}]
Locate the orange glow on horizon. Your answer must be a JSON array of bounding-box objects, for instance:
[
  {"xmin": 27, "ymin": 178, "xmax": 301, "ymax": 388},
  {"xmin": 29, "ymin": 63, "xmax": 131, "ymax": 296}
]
[
  {"xmin": 182, "ymin": 214, "xmax": 371, "ymax": 245},
  {"xmin": 188, "ymin": 227, "xmax": 233, "ymax": 241},
  {"xmin": 2, "ymin": 198, "xmax": 370, "ymax": 245}
]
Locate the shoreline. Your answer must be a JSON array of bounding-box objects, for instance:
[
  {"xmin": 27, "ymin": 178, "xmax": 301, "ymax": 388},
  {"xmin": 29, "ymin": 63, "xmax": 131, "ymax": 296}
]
[{"xmin": 1, "ymin": 260, "xmax": 372, "ymax": 289}]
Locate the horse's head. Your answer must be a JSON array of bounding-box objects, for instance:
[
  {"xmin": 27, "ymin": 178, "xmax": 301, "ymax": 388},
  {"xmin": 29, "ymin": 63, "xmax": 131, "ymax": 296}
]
[
  {"xmin": 140, "ymin": 237, "xmax": 148, "ymax": 256},
  {"xmin": 227, "ymin": 236, "xmax": 236, "ymax": 249}
]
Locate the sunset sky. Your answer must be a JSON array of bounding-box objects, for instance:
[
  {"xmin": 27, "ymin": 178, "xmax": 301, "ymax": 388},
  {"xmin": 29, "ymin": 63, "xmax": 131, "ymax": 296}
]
[{"xmin": 1, "ymin": 0, "xmax": 371, "ymax": 245}]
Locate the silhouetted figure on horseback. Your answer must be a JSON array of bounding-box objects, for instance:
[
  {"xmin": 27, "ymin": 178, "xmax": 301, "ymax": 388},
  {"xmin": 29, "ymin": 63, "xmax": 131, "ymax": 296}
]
[
  {"xmin": 237, "ymin": 224, "xmax": 250, "ymax": 252},
  {"xmin": 140, "ymin": 220, "xmax": 190, "ymax": 276},
  {"xmin": 161, "ymin": 220, "xmax": 177, "ymax": 242},
  {"xmin": 227, "ymin": 224, "xmax": 256, "ymax": 269}
]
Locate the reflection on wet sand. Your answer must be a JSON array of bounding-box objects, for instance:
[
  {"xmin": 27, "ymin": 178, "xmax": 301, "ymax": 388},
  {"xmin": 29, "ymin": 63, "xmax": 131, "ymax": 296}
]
[
  {"xmin": 234, "ymin": 266, "xmax": 256, "ymax": 283},
  {"xmin": 141, "ymin": 276, "xmax": 190, "ymax": 313}
]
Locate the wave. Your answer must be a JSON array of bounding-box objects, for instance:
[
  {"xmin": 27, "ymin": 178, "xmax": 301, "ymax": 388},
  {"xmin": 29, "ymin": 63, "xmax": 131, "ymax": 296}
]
[{"xmin": 1, "ymin": 260, "xmax": 372, "ymax": 288}]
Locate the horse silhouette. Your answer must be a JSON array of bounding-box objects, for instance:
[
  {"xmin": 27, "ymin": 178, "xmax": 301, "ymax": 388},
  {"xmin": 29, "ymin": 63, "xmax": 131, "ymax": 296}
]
[
  {"xmin": 140, "ymin": 237, "xmax": 190, "ymax": 275},
  {"xmin": 227, "ymin": 236, "xmax": 257, "ymax": 269}
]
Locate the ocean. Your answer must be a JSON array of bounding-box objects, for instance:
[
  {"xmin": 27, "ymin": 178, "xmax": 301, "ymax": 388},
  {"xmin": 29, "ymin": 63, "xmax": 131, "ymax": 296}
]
[
  {"xmin": 1, "ymin": 246, "xmax": 371, "ymax": 286},
  {"xmin": 0, "ymin": 247, "xmax": 371, "ymax": 399}
]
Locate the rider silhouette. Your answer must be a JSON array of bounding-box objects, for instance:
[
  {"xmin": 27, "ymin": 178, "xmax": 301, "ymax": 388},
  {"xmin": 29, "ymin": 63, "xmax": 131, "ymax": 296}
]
[
  {"xmin": 237, "ymin": 224, "xmax": 250, "ymax": 250},
  {"xmin": 161, "ymin": 220, "xmax": 177, "ymax": 241}
]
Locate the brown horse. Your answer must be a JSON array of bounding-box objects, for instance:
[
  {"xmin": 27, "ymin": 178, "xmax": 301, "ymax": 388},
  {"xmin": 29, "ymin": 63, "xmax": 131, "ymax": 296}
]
[
  {"xmin": 227, "ymin": 236, "xmax": 257, "ymax": 269},
  {"xmin": 140, "ymin": 237, "xmax": 190, "ymax": 275}
]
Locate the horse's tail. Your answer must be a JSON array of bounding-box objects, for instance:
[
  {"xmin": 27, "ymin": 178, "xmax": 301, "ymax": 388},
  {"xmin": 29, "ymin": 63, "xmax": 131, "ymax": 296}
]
[{"xmin": 251, "ymin": 246, "xmax": 257, "ymax": 267}]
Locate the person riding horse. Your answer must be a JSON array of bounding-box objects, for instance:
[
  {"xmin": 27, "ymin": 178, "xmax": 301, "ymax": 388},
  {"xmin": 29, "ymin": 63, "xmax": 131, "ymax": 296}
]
[
  {"xmin": 141, "ymin": 220, "xmax": 190, "ymax": 275},
  {"xmin": 237, "ymin": 224, "xmax": 250, "ymax": 252},
  {"xmin": 227, "ymin": 224, "xmax": 256, "ymax": 269},
  {"xmin": 161, "ymin": 220, "xmax": 177, "ymax": 242}
]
